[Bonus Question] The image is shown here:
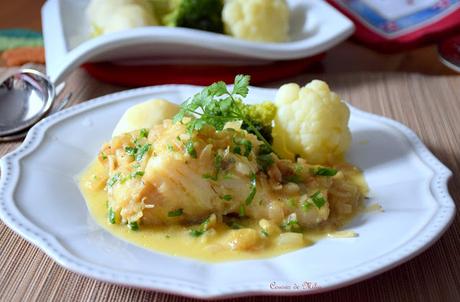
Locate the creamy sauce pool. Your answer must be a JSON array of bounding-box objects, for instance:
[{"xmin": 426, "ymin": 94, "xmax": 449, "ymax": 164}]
[{"xmin": 79, "ymin": 160, "xmax": 367, "ymax": 262}]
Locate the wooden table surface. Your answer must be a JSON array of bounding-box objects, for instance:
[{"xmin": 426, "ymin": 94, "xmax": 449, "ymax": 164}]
[{"xmin": 1, "ymin": 1, "xmax": 459, "ymax": 301}]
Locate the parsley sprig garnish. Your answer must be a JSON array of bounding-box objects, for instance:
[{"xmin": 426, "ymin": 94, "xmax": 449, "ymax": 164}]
[{"xmin": 172, "ymin": 75, "xmax": 272, "ymax": 151}]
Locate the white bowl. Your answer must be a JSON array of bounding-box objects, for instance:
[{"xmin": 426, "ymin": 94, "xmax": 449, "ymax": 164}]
[{"xmin": 42, "ymin": 0, "xmax": 354, "ymax": 84}]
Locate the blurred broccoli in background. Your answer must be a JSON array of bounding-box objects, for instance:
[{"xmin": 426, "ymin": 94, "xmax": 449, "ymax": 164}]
[
  {"xmin": 242, "ymin": 102, "xmax": 277, "ymax": 144},
  {"xmin": 162, "ymin": 0, "xmax": 224, "ymax": 33}
]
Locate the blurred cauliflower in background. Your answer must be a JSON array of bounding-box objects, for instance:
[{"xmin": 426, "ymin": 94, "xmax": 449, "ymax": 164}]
[
  {"xmin": 87, "ymin": 0, "xmax": 158, "ymax": 36},
  {"xmin": 272, "ymin": 80, "xmax": 351, "ymax": 164},
  {"xmin": 222, "ymin": 0, "xmax": 290, "ymax": 42}
]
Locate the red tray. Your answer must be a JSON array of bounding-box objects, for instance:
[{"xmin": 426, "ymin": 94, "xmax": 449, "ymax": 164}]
[{"xmin": 82, "ymin": 54, "xmax": 324, "ymax": 87}]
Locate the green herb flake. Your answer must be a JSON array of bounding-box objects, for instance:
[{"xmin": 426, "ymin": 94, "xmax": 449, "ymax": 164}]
[
  {"xmin": 168, "ymin": 208, "xmax": 184, "ymax": 217},
  {"xmin": 313, "ymin": 167, "xmax": 338, "ymax": 177},
  {"xmin": 282, "ymin": 216, "xmax": 302, "ymax": 232},
  {"xmin": 310, "ymin": 191, "xmax": 326, "ymax": 208},
  {"xmin": 244, "ymin": 172, "xmax": 257, "ymax": 205},
  {"xmin": 257, "ymin": 153, "xmax": 274, "ymax": 171},
  {"xmin": 107, "ymin": 173, "xmax": 121, "ymax": 188},
  {"xmin": 261, "ymin": 229, "xmax": 269, "ymax": 237},
  {"xmin": 202, "ymin": 173, "xmax": 218, "ymax": 181},
  {"xmin": 286, "ymin": 174, "xmax": 302, "ymax": 183},
  {"xmin": 214, "ymin": 153, "xmax": 223, "ymax": 172},
  {"xmin": 125, "ymin": 146, "xmax": 137, "ymax": 156},
  {"xmin": 223, "ymin": 173, "xmax": 234, "ymax": 180},
  {"xmin": 185, "ymin": 140, "xmax": 197, "ymax": 158},
  {"xmin": 108, "ymin": 207, "xmax": 116, "ymax": 224},
  {"xmin": 136, "ymin": 144, "xmax": 151, "ymax": 161},
  {"xmin": 128, "ymin": 221, "xmax": 139, "ymax": 231},
  {"xmin": 189, "ymin": 229, "xmax": 205, "ymax": 237},
  {"xmin": 221, "ymin": 194, "xmax": 233, "ymax": 201},
  {"xmin": 167, "ymin": 144, "xmax": 175, "ymax": 152},
  {"xmin": 139, "ymin": 128, "xmax": 149, "ymax": 138},
  {"xmin": 239, "ymin": 204, "xmax": 246, "ymax": 217},
  {"xmin": 130, "ymin": 171, "xmax": 144, "ymax": 178},
  {"xmin": 233, "ymin": 146, "xmax": 241, "ymax": 155},
  {"xmin": 295, "ymin": 164, "xmax": 303, "ymax": 174},
  {"xmin": 241, "ymin": 139, "xmax": 252, "ymax": 157},
  {"xmin": 101, "ymin": 152, "xmax": 108, "ymax": 160}
]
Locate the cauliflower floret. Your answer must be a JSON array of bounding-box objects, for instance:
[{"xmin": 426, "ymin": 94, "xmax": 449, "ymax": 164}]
[
  {"xmin": 272, "ymin": 80, "xmax": 351, "ymax": 164},
  {"xmin": 87, "ymin": 0, "xmax": 158, "ymax": 36},
  {"xmin": 222, "ymin": 0, "xmax": 290, "ymax": 43}
]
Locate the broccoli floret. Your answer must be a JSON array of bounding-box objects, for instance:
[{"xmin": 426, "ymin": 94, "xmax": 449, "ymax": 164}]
[
  {"xmin": 163, "ymin": 0, "xmax": 224, "ymax": 33},
  {"xmin": 242, "ymin": 102, "xmax": 277, "ymax": 144}
]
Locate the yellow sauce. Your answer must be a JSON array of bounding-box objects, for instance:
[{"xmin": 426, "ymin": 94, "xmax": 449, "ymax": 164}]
[{"xmin": 79, "ymin": 160, "xmax": 365, "ymax": 262}]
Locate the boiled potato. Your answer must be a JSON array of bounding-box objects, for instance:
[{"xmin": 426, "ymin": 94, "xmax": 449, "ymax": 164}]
[{"xmin": 112, "ymin": 99, "xmax": 179, "ymax": 137}]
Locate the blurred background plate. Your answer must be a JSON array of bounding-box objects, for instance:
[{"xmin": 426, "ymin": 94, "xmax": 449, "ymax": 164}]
[{"xmin": 42, "ymin": 0, "xmax": 354, "ymax": 86}]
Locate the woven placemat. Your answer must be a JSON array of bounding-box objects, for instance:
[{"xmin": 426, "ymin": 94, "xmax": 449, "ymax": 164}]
[{"xmin": 0, "ymin": 68, "xmax": 459, "ymax": 302}]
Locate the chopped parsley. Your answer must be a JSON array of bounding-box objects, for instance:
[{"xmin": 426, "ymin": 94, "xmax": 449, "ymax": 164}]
[
  {"xmin": 172, "ymin": 74, "xmax": 272, "ymax": 152},
  {"xmin": 312, "ymin": 167, "xmax": 337, "ymax": 177},
  {"xmin": 214, "ymin": 153, "xmax": 223, "ymax": 173},
  {"xmin": 261, "ymin": 229, "xmax": 269, "ymax": 237},
  {"xmin": 223, "ymin": 173, "xmax": 234, "ymax": 180},
  {"xmin": 233, "ymin": 136, "xmax": 252, "ymax": 157},
  {"xmin": 139, "ymin": 128, "xmax": 149, "ymax": 138},
  {"xmin": 168, "ymin": 208, "xmax": 184, "ymax": 217},
  {"xmin": 107, "ymin": 173, "xmax": 121, "ymax": 188},
  {"xmin": 108, "ymin": 207, "xmax": 116, "ymax": 224},
  {"xmin": 100, "ymin": 152, "xmax": 108, "ymax": 160},
  {"xmin": 239, "ymin": 204, "xmax": 246, "ymax": 217},
  {"xmin": 285, "ymin": 174, "xmax": 302, "ymax": 183},
  {"xmin": 125, "ymin": 143, "xmax": 151, "ymax": 162},
  {"xmin": 202, "ymin": 173, "xmax": 217, "ymax": 181},
  {"xmin": 189, "ymin": 229, "xmax": 205, "ymax": 237},
  {"xmin": 244, "ymin": 172, "xmax": 257, "ymax": 205},
  {"xmin": 310, "ymin": 191, "xmax": 326, "ymax": 208},
  {"xmin": 294, "ymin": 164, "xmax": 303, "ymax": 174},
  {"xmin": 128, "ymin": 221, "xmax": 139, "ymax": 231},
  {"xmin": 281, "ymin": 215, "xmax": 302, "ymax": 232},
  {"xmin": 221, "ymin": 194, "xmax": 233, "ymax": 201},
  {"xmin": 185, "ymin": 140, "xmax": 197, "ymax": 158},
  {"xmin": 189, "ymin": 216, "xmax": 212, "ymax": 237},
  {"xmin": 136, "ymin": 144, "xmax": 151, "ymax": 161},
  {"xmin": 167, "ymin": 144, "xmax": 175, "ymax": 152},
  {"xmin": 230, "ymin": 222, "xmax": 242, "ymax": 229},
  {"xmin": 130, "ymin": 171, "xmax": 144, "ymax": 178},
  {"xmin": 257, "ymin": 153, "xmax": 274, "ymax": 171},
  {"xmin": 125, "ymin": 146, "xmax": 137, "ymax": 156},
  {"xmin": 232, "ymin": 145, "xmax": 241, "ymax": 155},
  {"xmin": 202, "ymin": 153, "xmax": 224, "ymax": 181}
]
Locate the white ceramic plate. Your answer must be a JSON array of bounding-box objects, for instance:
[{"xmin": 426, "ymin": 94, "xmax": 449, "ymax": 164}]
[
  {"xmin": 42, "ymin": 0, "xmax": 354, "ymax": 84},
  {"xmin": 0, "ymin": 85, "xmax": 455, "ymax": 299}
]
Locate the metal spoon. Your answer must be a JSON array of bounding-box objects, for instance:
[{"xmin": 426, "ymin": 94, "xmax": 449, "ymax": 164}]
[
  {"xmin": 0, "ymin": 92, "xmax": 73, "ymax": 142},
  {"xmin": 0, "ymin": 69, "xmax": 72, "ymax": 142}
]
